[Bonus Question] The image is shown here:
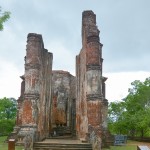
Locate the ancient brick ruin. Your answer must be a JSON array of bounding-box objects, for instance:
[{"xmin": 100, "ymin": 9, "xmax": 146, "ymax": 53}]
[
  {"xmin": 76, "ymin": 11, "xmax": 109, "ymax": 149},
  {"xmin": 14, "ymin": 10, "xmax": 110, "ymax": 150},
  {"xmin": 16, "ymin": 33, "xmax": 53, "ymax": 143}
]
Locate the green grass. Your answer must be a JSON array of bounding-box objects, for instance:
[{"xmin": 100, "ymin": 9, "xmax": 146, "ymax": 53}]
[
  {"xmin": 102, "ymin": 139, "xmax": 150, "ymax": 150},
  {"xmin": 0, "ymin": 136, "xmax": 24, "ymax": 150},
  {"xmin": 102, "ymin": 145, "xmax": 137, "ymax": 150}
]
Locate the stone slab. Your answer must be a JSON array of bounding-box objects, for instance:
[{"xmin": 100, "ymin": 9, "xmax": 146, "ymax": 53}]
[{"xmin": 137, "ymin": 146, "xmax": 150, "ymax": 150}]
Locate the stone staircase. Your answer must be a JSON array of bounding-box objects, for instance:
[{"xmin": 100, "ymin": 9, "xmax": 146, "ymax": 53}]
[
  {"xmin": 33, "ymin": 126, "xmax": 92, "ymax": 150},
  {"xmin": 33, "ymin": 142, "xmax": 92, "ymax": 150}
]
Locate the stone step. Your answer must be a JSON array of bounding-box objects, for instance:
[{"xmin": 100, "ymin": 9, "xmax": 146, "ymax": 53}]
[
  {"xmin": 34, "ymin": 142, "xmax": 92, "ymax": 150},
  {"xmin": 49, "ymin": 135, "xmax": 73, "ymax": 139},
  {"xmin": 34, "ymin": 143, "xmax": 92, "ymax": 147},
  {"xmin": 34, "ymin": 147, "xmax": 93, "ymax": 150},
  {"xmin": 50, "ymin": 127, "xmax": 72, "ymax": 136}
]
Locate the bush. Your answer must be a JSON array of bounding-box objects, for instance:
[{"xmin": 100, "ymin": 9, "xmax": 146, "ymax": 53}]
[{"xmin": 0, "ymin": 119, "xmax": 15, "ymax": 135}]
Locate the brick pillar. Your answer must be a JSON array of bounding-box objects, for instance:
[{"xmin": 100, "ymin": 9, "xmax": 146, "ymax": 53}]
[
  {"xmin": 25, "ymin": 33, "xmax": 42, "ymax": 95},
  {"xmin": 21, "ymin": 33, "xmax": 41, "ymax": 125},
  {"xmin": 76, "ymin": 10, "xmax": 110, "ymax": 149},
  {"xmin": 83, "ymin": 10, "xmax": 103, "ymax": 131},
  {"xmin": 11, "ymin": 33, "xmax": 53, "ymax": 145}
]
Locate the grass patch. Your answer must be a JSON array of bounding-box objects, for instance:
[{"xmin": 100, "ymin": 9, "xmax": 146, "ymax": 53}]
[
  {"xmin": 0, "ymin": 136, "xmax": 24, "ymax": 150},
  {"xmin": 102, "ymin": 145, "xmax": 137, "ymax": 150},
  {"xmin": 102, "ymin": 140, "xmax": 150, "ymax": 150}
]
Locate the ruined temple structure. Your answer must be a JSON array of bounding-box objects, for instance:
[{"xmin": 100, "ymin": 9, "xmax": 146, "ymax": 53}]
[
  {"xmin": 76, "ymin": 10, "xmax": 109, "ymax": 149},
  {"xmin": 13, "ymin": 10, "xmax": 111, "ymax": 150}
]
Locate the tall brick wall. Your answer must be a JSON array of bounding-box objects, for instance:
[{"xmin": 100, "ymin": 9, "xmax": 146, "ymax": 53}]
[
  {"xmin": 17, "ymin": 33, "xmax": 53, "ymax": 142},
  {"xmin": 76, "ymin": 10, "xmax": 109, "ymax": 149}
]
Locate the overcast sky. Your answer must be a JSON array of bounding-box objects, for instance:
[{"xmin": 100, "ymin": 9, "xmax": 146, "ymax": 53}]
[{"xmin": 0, "ymin": 0, "xmax": 150, "ymax": 101}]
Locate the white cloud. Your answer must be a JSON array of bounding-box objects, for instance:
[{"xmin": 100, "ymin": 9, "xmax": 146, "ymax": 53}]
[
  {"xmin": 0, "ymin": 0, "xmax": 150, "ymax": 101},
  {"xmin": 104, "ymin": 71, "xmax": 150, "ymax": 102},
  {"xmin": 0, "ymin": 57, "xmax": 23, "ymax": 99},
  {"xmin": 47, "ymin": 42, "xmax": 75, "ymax": 75}
]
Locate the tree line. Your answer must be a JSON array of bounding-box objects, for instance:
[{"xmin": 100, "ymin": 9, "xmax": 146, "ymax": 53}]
[
  {"xmin": 0, "ymin": 97, "xmax": 17, "ymax": 135},
  {"xmin": 108, "ymin": 77, "xmax": 150, "ymax": 138},
  {"xmin": 0, "ymin": 7, "xmax": 12, "ymax": 135}
]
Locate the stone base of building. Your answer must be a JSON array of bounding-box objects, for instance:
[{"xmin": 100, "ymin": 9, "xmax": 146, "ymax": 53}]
[
  {"xmin": 101, "ymin": 129, "xmax": 114, "ymax": 148},
  {"xmin": 15, "ymin": 125, "xmax": 38, "ymax": 148}
]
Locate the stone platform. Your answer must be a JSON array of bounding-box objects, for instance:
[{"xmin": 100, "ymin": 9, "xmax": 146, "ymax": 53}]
[{"xmin": 33, "ymin": 138, "xmax": 92, "ymax": 150}]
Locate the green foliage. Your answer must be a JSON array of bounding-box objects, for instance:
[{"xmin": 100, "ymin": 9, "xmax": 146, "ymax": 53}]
[
  {"xmin": 0, "ymin": 119, "xmax": 15, "ymax": 135},
  {"xmin": 0, "ymin": 97, "xmax": 17, "ymax": 120},
  {"xmin": 108, "ymin": 77, "xmax": 150, "ymax": 137},
  {"xmin": 0, "ymin": 7, "xmax": 10, "ymax": 31},
  {"xmin": 108, "ymin": 101, "xmax": 128, "ymax": 135},
  {"xmin": 0, "ymin": 97, "xmax": 17, "ymax": 135}
]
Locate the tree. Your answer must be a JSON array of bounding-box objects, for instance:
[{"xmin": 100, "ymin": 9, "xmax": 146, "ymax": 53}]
[
  {"xmin": 108, "ymin": 101, "xmax": 128, "ymax": 135},
  {"xmin": 0, "ymin": 7, "xmax": 10, "ymax": 31},
  {"xmin": 125, "ymin": 78, "xmax": 150, "ymax": 138},
  {"xmin": 0, "ymin": 119, "xmax": 15, "ymax": 136},
  {"xmin": 108, "ymin": 77, "xmax": 150, "ymax": 138},
  {"xmin": 0, "ymin": 97, "xmax": 17, "ymax": 120},
  {"xmin": 0, "ymin": 97, "xmax": 17, "ymax": 135}
]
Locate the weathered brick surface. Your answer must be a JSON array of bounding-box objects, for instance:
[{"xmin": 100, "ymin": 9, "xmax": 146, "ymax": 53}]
[
  {"xmin": 16, "ymin": 33, "xmax": 53, "ymax": 142},
  {"xmin": 51, "ymin": 70, "xmax": 76, "ymax": 130},
  {"xmin": 76, "ymin": 10, "xmax": 109, "ymax": 149},
  {"xmin": 22, "ymin": 100, "xmax": 34, "ymax": 124},
  {"xmin": 87, "ymin": 101, "xmax": 101, "ymax": 126}
]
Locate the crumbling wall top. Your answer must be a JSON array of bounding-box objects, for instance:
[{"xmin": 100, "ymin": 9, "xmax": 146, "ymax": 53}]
[
  {"xmin": 52, "ymin": 70, "xmax": 74, "ymax": 76},
  {"xmin": 27, "ymin": 33, "xmax": 44, "ymax": 48},
  {"xmin": 82, "ymin": 10, "xmax": 99, "ymax": 45},
  {"xmin": 27, "ymin": 33, "xmax": 42, "ymax": 40},
  {"xmin": 82, "ymin": 10, "xmax": 96, "ymax": 26}
]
